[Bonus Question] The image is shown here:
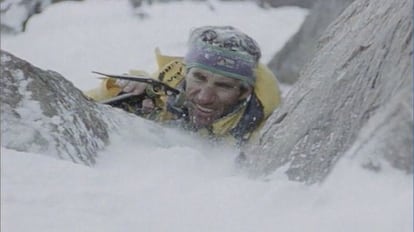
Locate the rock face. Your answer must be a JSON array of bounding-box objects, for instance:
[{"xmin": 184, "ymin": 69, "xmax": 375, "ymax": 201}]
[
  {"xmin": 245, "ymin": 0, "xmax": 413, "ymax": 183},
  {"xmin": 268, "ymin": 0, "xmax": 354, "ymax": 84},
  {"xmin": 346, "ymin": 85, "xmax": 412, "ymax": 173},
  {"xmin": 1, "ymin": 50, "xmax": 110, "ymax": 165}
]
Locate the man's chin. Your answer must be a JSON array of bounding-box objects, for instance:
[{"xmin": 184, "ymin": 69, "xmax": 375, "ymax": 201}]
[
  {"xmin": 191, "ymin": 118, "xmax": 212, "ymax": 128},
  {"xmin": 190, "ymin": 114, "xmax": 215, "ymax": 128}
]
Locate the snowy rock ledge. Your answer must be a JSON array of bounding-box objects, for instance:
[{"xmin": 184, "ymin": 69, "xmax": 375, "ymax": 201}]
[
  {"xmin": 0, "ymin": 50, "xmax": 110, "ymax": 165},
  {"xmin": 245, "ymin": 0, "xmax": 413, "ymax": 183},
  {"xmin": 1, "ymin": 49, "xmax": 195, "ymax": 165}
]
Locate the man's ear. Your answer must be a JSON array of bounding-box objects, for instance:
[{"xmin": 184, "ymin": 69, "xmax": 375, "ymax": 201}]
[{"xmin": 238, "ymin": 86, "xmax": 253, "ymax": 101}]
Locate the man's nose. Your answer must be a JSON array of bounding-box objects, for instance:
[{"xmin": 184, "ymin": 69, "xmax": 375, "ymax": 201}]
[{"xmin": 196, "ymin": 85, "xmax": 216, "ymax": 104}]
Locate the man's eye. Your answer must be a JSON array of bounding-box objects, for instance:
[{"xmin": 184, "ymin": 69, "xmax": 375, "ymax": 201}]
[
  {"xmin": 192, "ymin": 74, "xmax": 207, "ymax": 82},
  {"xmin": 216, "ymin": 83, "xmax": 236, "ymax": 90}
]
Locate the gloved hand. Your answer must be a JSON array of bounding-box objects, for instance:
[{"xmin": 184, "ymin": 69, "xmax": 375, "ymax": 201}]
[
  {"xmin": 114, "ymin": 78, "xmax": 155, "ymax": 114},
  {"xmin": 141, "ymin": 98, "xmax": 155, "ymax": 114},
  {"xmin": 115, "ymin": 79, "xmax": 148, "ymax": 95}
]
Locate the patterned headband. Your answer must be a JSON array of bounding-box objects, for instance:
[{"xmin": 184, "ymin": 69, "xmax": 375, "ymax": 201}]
[{"xmin": 184, "ymin": 26, "xmax": 261, "ymax": 86}]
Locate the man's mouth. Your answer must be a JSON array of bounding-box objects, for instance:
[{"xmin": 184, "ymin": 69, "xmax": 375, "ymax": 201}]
[
  {"xmin": 196, "ymin": 104, "xmax": 214, "ymax": 114},
  {"xmin": 189, "ymin": 103, "xmax": 220, "ymax": 127},
  {"xmin": 192, "ymin": 104, "xmax": 216, "ymax": 119}
]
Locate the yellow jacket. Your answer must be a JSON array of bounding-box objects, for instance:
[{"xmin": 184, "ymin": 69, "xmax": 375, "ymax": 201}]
[{"xmin": 85, "ymin": 49, "xmax": 281, "ymax": 146}]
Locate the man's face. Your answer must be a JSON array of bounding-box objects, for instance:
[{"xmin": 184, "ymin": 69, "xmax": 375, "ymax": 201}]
[{"xmin": 185, "ymin": 67, "xmax": 252, "ymax": 128}]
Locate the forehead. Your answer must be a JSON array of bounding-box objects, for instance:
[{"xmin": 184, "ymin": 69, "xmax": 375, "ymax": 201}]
[{"xmin": 187, "ymin": 67, "xmax": 239, "ymax": 83}]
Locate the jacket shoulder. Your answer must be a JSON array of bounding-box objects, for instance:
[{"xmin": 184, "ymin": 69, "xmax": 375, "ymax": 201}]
[
  {"xmin": 155, "ymin": 47, "xmax": 183, "ymax": 69},
  {"xmin": 254, "ymin": 63, "xmax": 281, "ymax": 118}
]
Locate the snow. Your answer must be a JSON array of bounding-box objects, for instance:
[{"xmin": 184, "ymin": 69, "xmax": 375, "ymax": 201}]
[
  {"xmin": 1, "ymin": 1, "xmax": 412, "ymax": 232},
  {"xmin": 1, "ymin": 0, "xmax": 29, "ymax": 32}
]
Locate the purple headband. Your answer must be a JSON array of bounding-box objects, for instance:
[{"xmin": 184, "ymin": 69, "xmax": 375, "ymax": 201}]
[{"xmin": 184, "ymin": 43, "xmax": 257, "ymax": 86}]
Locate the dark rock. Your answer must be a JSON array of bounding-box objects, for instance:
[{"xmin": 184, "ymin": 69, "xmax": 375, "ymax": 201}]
[
  {"xmin": 268, "ymin": 0, "xmax": 354, "ymax": 84},
  {"xmin": 1, "ymin": 0, "xmax": 84, "ymax": 33},
  {"xmin": 257, "ymin": 0, "xmax": 315, "ymax": 8},
  {"xmin": 244, "ymin": 0, "xmax": 413, "ymax": 183}
]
